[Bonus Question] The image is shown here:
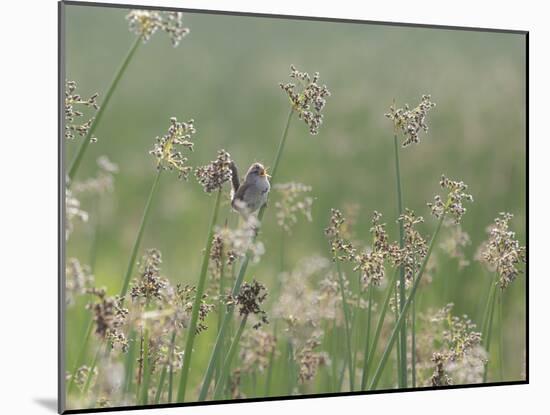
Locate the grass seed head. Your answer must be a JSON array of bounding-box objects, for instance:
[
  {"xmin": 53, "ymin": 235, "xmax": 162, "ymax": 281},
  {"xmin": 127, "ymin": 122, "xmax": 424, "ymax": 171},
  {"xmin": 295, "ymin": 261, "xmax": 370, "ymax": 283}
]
[
  {"xmin": 280, "ymin": 64, "xmax": 331, "ymax": 135},
  {"xmin": 73, "ymin": 156, "xmax": 119, "ymax": 195},
  {"xmin": 274, "ymin": 182, "xmax": 314, "ymax": 233},
  {"xmin": 385, "ymin": 94, "xmax": 436, "ymax": 147},
  {"xmin": 126, "ymin": 10, "xmax": 190, "ymax": 46},
  {"xmin": 150, "ymin": 117, "xmax": 196, "ymax": 179},
  {"xmin": 230, "ymin": 280, "xmax": 269, "ymax": 329},
  {"xmin": 239, "ymin": 329, "xmax": 277, "ymax": 373},
  {"xmin": 130, "ymin": 249, "xmax": 167, "ymax": 303},
  {"xmin": 65, "ymin": 187, "xmax": 88, "ymax": 240},
  {"xmin": 66, "ymin": 258, "xmax": 94, "ymax": 306},
  {"xmin": 325, "ymin": 208, "xmax": 356, "ymax": 262},
  {"xmin": 478, "ymin": 212, "xmax": 526, "ymax": 289},
  {"xmin": 297, "ymin": 334, "xmax": 330, "ymax": 383},
  {"xmin": 65, "ymin": 80, "xmax": 99, "ymax": 141},
  {"xmin": 87, "ymin": 289, "xmax": 129, "ymax": 351},
  {"xmin": 353, "ymin": 211, "xmax": 395, "ymax": 287},
  {"xmin": 195, "ymin": 150, "xmax": 233, "ymax": 193},
  {"xmin": 213, "ymin": 216, "xmax": 265, "ymax": 265},
  {"xmin": 428, "ymin": 175, "xmax": 473, "ymax": 224}
]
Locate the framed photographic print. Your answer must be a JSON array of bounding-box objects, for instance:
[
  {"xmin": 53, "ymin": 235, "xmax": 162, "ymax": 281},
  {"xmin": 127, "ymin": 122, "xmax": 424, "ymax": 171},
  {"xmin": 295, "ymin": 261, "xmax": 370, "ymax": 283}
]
[{"xmin": 59, "ymin": 1, "xmax": 528, "ymax": 413}]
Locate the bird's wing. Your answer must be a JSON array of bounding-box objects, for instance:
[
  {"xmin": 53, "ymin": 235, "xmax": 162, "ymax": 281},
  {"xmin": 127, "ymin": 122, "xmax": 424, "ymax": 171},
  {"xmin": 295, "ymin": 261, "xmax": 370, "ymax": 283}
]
[
  {"xmin": 233, "ymin": 181, "xmax": 251, "ymax": 202},
  {"xmin": 229, "ymin": 161, "xmax": 240, "ymax": 194}
]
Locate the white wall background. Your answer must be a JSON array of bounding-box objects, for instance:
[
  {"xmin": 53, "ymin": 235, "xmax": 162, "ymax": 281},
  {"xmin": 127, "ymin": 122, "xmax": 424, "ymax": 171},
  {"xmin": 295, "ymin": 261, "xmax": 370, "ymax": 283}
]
[{"xmin": 0, "ymin": 0, "xmax": 544, "ymax": 414}]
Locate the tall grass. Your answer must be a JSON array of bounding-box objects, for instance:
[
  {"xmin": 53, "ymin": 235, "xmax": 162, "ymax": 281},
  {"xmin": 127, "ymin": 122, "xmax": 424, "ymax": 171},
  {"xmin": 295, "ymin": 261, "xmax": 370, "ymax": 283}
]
[
  {"xmin": 63, "ymin": 9, "xmax": 526, "ymax": 411},
  {"xmin": 197, "ymin": 109, "xmax": 295, "ymax": 401},
  {"xmin": 178, "ymin": 188, "xmax": 223, "ymax": 401}
]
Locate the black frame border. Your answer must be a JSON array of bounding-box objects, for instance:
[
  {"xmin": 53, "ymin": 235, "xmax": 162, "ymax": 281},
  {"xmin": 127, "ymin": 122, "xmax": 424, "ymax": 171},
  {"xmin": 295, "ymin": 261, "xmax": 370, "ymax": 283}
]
[{"xmin": 58, "ymin": 1, "xmax": 529, "ymax": 414}]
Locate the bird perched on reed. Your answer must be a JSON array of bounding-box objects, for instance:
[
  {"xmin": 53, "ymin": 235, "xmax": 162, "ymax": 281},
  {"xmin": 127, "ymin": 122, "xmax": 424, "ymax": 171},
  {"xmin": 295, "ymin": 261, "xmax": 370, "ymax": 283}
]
[{"xmin": 229, "ymin": 161, "xmax": 271, "ymax": 217}]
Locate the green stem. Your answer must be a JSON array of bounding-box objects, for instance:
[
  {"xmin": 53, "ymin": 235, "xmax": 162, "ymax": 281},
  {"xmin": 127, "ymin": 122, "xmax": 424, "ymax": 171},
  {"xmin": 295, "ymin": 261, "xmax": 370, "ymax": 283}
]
[
  {"xmin": 123, "ymin": 329, "xmax": 137, "ymax": 396},
  {"xmin": 335, "ymin": 260, "xmax": 354, "ymax": 391},
  {"xmin": 213, "ymin": 317, "xmax": 248, "ymax": 400},
  {"xmin": 370, "ymin": 213, "xmax": 446, "ymax": 390},
  {"xmin": 168, "ymin": 361, "xmax": 174, "ymax": 403},
  {"xmin": 120, "ymin": 169, "xmax": 162, "ymax": 298},
  {"xmin": 393, "ymin": 285, "xmax": 401, "ymax": 384},
  {"xmin": 154, "ymin": 330, "xmax": 176, "ymax": 404},
  {"xmin": 287, "ymin": 339, "xmax": 297, "ymax": 394},
  {"xmin": 483, "ymin": 282, "xmax": 498, "ymax": 382},
  {"xmin": 365, "ymin": 269, "xmax": 399, "ymax": 387},
  {"xmin": 139, "ymin": 329, "xmax": 152, "ymax": 405},
  {"xmin": 360, "ymin": 284, "xmax": 374, "ymax": 390},
  {"xmin": 411, "ymin": 298, "xmax": 416, "ymax": 387},
  {"xmin": 498, "ymin": 290, "xmax": 504, "ymax": 380},
  {"xmin": 214, "ymin": 245, "xmax": 226, "ymax": 385},
  {"xmin": 82, "ymin": 343, "xmax": 102, "ymax": 396},
  {"xmin": 264, "ymin": 321, "xmax": 278, "ymax": 397},
  {"xmin": 67, "ymin": 319, "xmax": 93, "ymax": 395},
  {"xmin": 198, "ymin": 109, "xmax": 295, "ymax": 401},
  {"xmin": 264, "ymin": 108, "xmax": 294, "ymax": 190},
  {"xmin": 393, "ymin": 133, "xmax": 407, "ymax": 389},
  {"xmin": 481, "ymin": 277, "xmax": 497, "ymax": 337},
  {"xmin": 177, "ymin": 188, "xmax": 223, "ymax": 402},
  {"xmin": 67, "ymin": 36, "xmax": 142, "ymax": 183}
]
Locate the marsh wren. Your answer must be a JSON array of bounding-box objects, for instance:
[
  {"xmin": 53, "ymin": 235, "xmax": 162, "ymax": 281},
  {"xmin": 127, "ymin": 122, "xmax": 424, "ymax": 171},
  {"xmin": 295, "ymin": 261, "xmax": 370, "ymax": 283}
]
[{"xmin": 229, "ymin": 161, "xmax": 271, "ymax": 216}]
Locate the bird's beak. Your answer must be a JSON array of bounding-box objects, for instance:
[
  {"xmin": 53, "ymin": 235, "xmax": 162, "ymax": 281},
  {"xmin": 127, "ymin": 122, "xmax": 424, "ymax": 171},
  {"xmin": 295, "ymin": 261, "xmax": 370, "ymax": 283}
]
[{"xmin": 261, "ymin": 168, "xmax": 271, "ymax": 178}]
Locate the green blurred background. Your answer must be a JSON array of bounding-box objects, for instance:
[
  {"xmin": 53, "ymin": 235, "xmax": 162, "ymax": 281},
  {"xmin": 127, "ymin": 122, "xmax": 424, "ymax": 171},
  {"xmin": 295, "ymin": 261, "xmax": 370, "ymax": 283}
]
[{"xmin": 64, "ymin": 4, "xmax": 526, "ymax": 390}]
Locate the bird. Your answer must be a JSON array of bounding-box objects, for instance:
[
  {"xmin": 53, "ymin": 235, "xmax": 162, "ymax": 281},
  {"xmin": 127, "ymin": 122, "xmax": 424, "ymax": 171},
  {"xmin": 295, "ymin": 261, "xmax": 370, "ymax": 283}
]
[{"xmin": 229, "ymin": 161, "xmax": 271, "ymax": 217}]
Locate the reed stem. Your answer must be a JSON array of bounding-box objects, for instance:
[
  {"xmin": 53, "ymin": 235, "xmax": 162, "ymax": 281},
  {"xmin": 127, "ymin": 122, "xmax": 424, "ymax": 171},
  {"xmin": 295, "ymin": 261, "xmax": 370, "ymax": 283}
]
[
  {"xmin": 68, "ymin": 36, "xmax": 142, "ymax": 183},
  {"xmin": 120, "ymin": 169, "xmax": 163, "ymax": 297},
  {"xmin": 335, "ymin": 260, "xmax": 354, "ymax": 391},
  {"xmin": 364, "ymin": 269, "xmax": 398, "ymax": 388},
  {"xmin": 213, "ymin": 317, "xmax": 248, "ymax": 400},
  {"xmin": 393, "ymin": 133, "xmax": 407, "ymax": 388},
  {"xmin": 177, "ymin": 188, "xmax": 223, "ymax": 402},
  {"xmin": 360, "ymin": 284, "xmax": 374, "ymax": 389},
  {"xmin": 198, "ymin": 109, "xmax": 294, "ymax": 401},
  {"xmin": 369, "ymin": 212, "xmax": 446, "ymax": 390}
]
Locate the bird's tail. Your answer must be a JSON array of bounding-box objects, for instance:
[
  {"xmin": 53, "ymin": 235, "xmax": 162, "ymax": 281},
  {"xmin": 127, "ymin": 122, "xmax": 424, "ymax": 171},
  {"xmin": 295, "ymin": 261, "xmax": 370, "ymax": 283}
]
[{"xmin": 229, "ymin": 160, "xmax": 240, "ymax": 194}]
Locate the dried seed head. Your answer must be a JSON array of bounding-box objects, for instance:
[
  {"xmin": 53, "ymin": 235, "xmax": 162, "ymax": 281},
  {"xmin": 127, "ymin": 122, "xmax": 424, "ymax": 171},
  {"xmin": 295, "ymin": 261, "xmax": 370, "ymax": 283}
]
[
  {"xmin": 324, "ymin": 208, "xmax": 356, "ymax": 262},
  {"xmin": 195, "ymin": 150, "xmax": 233, "ymax": 193},
  {"xmin": 208, "ymin": 232, "xmax": 225, "ymax": 289},
  {"xmin": 415, "ymin": 304, "xmax": 485, "ymax": 386},
  {"xmin": 395, "ymin": 209, "xmax": 428, "ymax": 282},
  {"xmin": 431, "ymin": 352, "xmax": 452, "ymax": 386},
  {"xmin": 433, "ymin": 304, "xmax": 482, "ymax": 362},
  {"xmin": 353, "ymin": 211, "xmax": 394, "ymax": 287},
  {"xmin": 229, "ymin": 369, "xmax": 244, "ymax": 399},
  {"xmin": 297, "ymin": 334, "xmax": 330, "ymax": 383},
  {"xmin": 67, "ymin": 365, "xmax": 98, "ymax": 391},
  {"xmin": 279, "ymin": 65, "xmax": 331, "ymax": 135},
  {"xmin": 213, "ymin": 215, "xmax": 265, "ymax": 266},
  {"xmin": 66, "ymin": 258, "xmax": 94, "ymax": 306},
  {"xmin": 385, "ymin": 94, "xmax": 436, "ymax": 147},
  {"xmin": 440, "ymin": 224, "xmax": 471, "ymax": 269},
  {"xmin": 73, "ymin": 156, "xmax": 119, "ymax": 195},
  {"xmin": 274, "ymin": 182, "xmax": 314, "ymax": 233},
  {"xmin": 65, "ymin": 80, "xmax": 99, "ymax": 142},
  {"xmin": 428, "ymin": 175, "xmax": 473, "ymax": 224},
  {"xmin": 150, "ymin": 117, "xmax": 196, "ymax": 179},
  {"xmin": 65, "ymin": 187, "xmax": 88, "ymax": 240},
  {"xmin": 239, "ymin": 329, "xmax": 277, "ymax": 373},
  {"xmin": 171, "ymin": 283, "xmax": 214, "ymax": 334},
  {"xmin": 478, "ymin": 212, "xmax": 526, "ymax": 289},
  {"xmin": 86, "ymin": 289, "xmax": 128, "ymax": 351},
  {"xmin": 229, "ymin": 280, "xmax": 269, "ymax": 329},
  {"xmin": 273, "ymin": 256, "xmax": 334, "ymax": 327},
  {"xmin": 126, "ymin": 10, "xmax": 190, "ymax": 47},
  {"xmin": 130, "ymin": 249, "xmax": 168, "ymax": 303}
]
